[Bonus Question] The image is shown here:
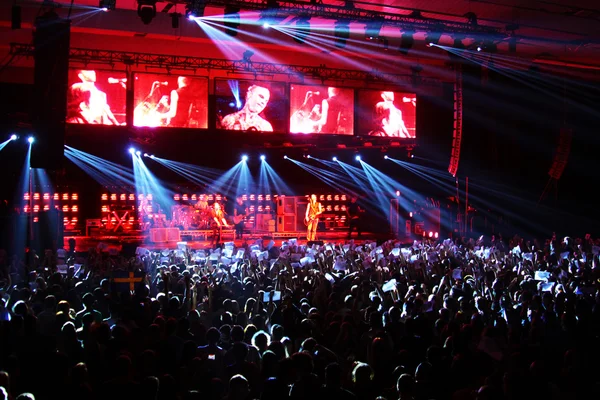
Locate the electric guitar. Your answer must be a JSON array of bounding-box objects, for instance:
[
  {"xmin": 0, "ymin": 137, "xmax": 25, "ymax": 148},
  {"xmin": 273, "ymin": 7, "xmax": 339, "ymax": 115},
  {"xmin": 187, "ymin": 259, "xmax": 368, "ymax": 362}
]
[
  {"xmin": 304, "ymin": 211, "xmax": 323, "ymax": 226},
  {"xmin": 233, "ymin": 210, "xmax": 253, "ymax": 225}
]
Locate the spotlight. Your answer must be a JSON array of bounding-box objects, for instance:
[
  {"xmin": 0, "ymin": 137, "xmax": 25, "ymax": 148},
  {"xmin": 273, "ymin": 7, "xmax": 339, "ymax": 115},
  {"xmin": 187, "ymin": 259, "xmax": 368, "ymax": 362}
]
[
  {"xmin": 10, "ymin": 134, "xmax": 17, "ymax": 141},
  {"xmin": 425, "ymin": 29, "xmax": 442, "ymax": 46},
  {"xmin": 242, "ymin": 155, "xmax": 248, "ymax": 162},
  {"xmin": 396, "ymin": 190, "xmax": 401, "ymax": 197},
  {"xmin": 27, "ymin": 136, "xmax": 34, "ymax": 144},
  {"xmin": 171, "ymin": 12, "xmax": 180, "ymax": 29},
  {"xmin": 477, "ymin": 46, "xmax": 482, "ymax": 52},
  {"xmin": 242, "ymin": 50, "xmax": 254, "ymax": 63},
  {"xmin": 143, "ymin": 153, "xmax": 148, "ymax": 157},
  {"xmin": 384, "ymin": 155, "xmax": 388, "ymax": 160},
  {"xmin": 260, "ymin": 155, "xmax": 266, "ymax": 161},
  {"xmin": 464, "ymin": 12, "xmax": 478, "ymax": 26},
  {"xmin": 332, "ymin": 156, "xmax": 337, "ymax": 161},
  {"xmin": 150, "ymin": 155, "xmax": 155, "ymax": 159},
  {"xmin": 334, "ymin": 20, "xmax": 350, "ymax": 49},
  {"xmin": 128, "ymin": 147, "xmax": 135, "ymax": 154},
  {"xmin": 429, "ymin": 231, "xmax": 434, "ymax": 238},
  {"xmin": 365, "ymin": 18, "xmax": 383, "ymax": 40},
  {"xmin": 293, "ymin": 16, "xmax": 310, "ymax": 44},
  {"xmin": 224, "ymin": 5, "xmax": 240, "ymax": 36},
  {"xmin": 136, "ymin": 150, "xmax": 141, "ymax": 156},
  {"xmin": 186, "ymin": 0, "xmax": 206, "ymax": 19},
  {"xmin": 398, "ymin": 31, "xmax": 414, "ymax": 55},
  {"xmin": 306, "ymin": 155, "xmax": 311, "ymax": 159},
  {"xmin": 355, "ymin": 155, "xmax": 361, "ymax": 161},
  {"xmin": 137, "ymin": 0, "xmax": 157, "ymax": 25},
  {"xmin": 283, "ymin": 155, "xmax": 288, "ymax": 159},
  {"xmin": 99, "ymin": 0, "xmax": 116, "ymax": 11},
  {"xmin": 434, "ymin": 232, "xmax": 439, "ymax": 239}
]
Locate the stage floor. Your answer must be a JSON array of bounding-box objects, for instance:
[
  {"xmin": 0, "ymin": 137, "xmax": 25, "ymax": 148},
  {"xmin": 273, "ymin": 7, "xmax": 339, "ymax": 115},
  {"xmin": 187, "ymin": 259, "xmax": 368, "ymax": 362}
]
[{"xmin": 65, "ymin": 229, "xmax": 398, "ymax": 252}]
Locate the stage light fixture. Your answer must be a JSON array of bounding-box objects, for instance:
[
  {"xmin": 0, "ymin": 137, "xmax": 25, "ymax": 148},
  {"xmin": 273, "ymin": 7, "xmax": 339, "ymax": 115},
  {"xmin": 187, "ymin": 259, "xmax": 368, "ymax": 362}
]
[
  {"xmin": 136, "ymin": 150, "xmax": 141, "ymax": 156},
  {"xmin": 260, "ymin": 155, "xmax": 266, "ymax": 161},
  {"xmin": 224, "ymin": 5, "xmax": 240, "ymax": 36},
  {"xmin": 143, "ymin": 153, "xmax": 148, "ymax": 157},
  {"xmin": 242, "ymin": 155, "xmax": 248, "ymax": 162},
  {"xmin": 476, "ymin": 45, "xmax": 482, "ymax": 52},
  {"xmin": 137, "ymin": 0, "xmax": 156, "ymax": 25},
  {"xmin": 10, "ymin": 134, "xmax": 17, "ymax": 141},
  {"xmin": 27, "ymin": 136, "xmax": 34, "ymax": 144},
  {"xmin": 171, "ymin": 12, "xmax": 180, "ymax": 29},
  {"xmin": 384, "ymin": 155, "xmax": 388, "ymax": 159},
  {"xmin": 365, "ymin": 18, "xmax": 383, "ymax": 40},
  {"xmin": 99, "ymin": 0, "xmax": 116, "ymax": 11},
  {"xmin": 242, "ymin": 50, "xmax": 254, "ymax": 62},
  {"xmin": 283, "ymin": 155, "xmax": 288, "ymax": 159},
  {"xmin": 426, "ymin": 30, "xmax": 442, "ymax": 46},
  {"xmin": 334, "ymin": 20, "xmax": 350, "ymax": 49},
  {"xmin": 398, "ymin": 31, "xmax": 414, "ymax": 55},
  {"xmin": 306, "ymin": 155, "xmax": 312, "ymax": 159},
  {"xmin": 150, "ymin": 155, "xmax": 155, "ymax": 159},
  {"xmin": 332, "ymin": 156, "xmax": 337, "ymax": 161},
  {"xmin": 128, "ymin": 147, "xmax": 135, "ymax": 154},
  {"xmin": 293, "ymin": 16, "xmax": 310, "ymax": 44},
  {"xmin": 355, "ymin": 155, "xmax": 361, "ymax": 161},
  {"xmin": 186, "ymin": 0, "xmax": 206, "ymax": 19}
]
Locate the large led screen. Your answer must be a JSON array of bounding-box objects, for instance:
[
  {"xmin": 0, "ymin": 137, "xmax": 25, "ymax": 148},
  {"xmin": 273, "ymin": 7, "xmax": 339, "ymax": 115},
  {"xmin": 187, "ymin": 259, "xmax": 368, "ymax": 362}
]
[
  {"xmin": 66, "ymin": 69, "xmax": 127, "ymax": 125},
  {"xmin": 133, "ymin": 74, "xmax": 208, "ymax": 128},
  {"xmin": 355, "ymin": 90, "xmax": 416, "ymax": 138},
  {"xmin": 215, "ymin": 79, "xmax": 287, "ymax": 133},
  {"xmin": 289, "ymin": 84, "xmax": 354, "ymax": 135}
]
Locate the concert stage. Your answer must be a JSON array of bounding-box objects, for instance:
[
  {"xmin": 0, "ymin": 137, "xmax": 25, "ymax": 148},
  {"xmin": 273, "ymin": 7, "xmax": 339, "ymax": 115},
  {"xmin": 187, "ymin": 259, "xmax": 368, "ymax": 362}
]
[{"xmin": 64, "ymin": 228, "xmax": 390, "ymax": 253}]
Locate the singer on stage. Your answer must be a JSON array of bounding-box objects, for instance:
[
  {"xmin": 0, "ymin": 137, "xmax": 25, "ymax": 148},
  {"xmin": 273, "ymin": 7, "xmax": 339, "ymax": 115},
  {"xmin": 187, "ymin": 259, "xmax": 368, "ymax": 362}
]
[
  {"xmin": 211, "ymin": 202, "xmax": 229, "ymax": 246},
  {"xmin": 305, "ymin": 194, "xmax": 323, "ymax": 241}
]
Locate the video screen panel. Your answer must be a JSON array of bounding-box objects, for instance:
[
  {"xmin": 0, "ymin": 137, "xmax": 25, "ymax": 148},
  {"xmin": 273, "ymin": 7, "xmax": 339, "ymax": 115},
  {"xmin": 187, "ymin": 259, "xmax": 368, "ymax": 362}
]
[
  {"xmin": 355, "ymin": 90, "xmax": 416, "ymax": 138},
  {"xmin": 215, "ymin": 79, "xmax": 287, "ymax": 133},
  {"xmin": 66, "ymin": 69, "xmax": 127, "ymax": 125},
  {"xmin": 133, "ymin": 74, "xmax": 208, "ymax": 128},
  {"xmin": 289, "ymin": 84, "xmax": 354, "ymax": 135}
]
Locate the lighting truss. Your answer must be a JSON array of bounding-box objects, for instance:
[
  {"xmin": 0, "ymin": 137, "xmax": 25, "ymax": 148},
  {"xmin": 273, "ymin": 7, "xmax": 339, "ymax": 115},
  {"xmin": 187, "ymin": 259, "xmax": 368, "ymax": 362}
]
[
  {"xmin": 9, "ymin": 43, "xmax": 440, "ymax": 85},
  {"xmin": 178, "ymin": 0, "xmax": 502, "ymax": 36}
]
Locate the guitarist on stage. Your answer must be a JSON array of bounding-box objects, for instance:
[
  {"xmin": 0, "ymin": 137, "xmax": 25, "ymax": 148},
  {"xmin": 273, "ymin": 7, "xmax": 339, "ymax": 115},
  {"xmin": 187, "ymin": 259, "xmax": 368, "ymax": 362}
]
[
  {"xmin": 305, "ymin": 194, "xmax": 324, "ymax": 241},
  {"xmin": 233, "ymin": 196, "xmax": 249, "ymax": 240}
]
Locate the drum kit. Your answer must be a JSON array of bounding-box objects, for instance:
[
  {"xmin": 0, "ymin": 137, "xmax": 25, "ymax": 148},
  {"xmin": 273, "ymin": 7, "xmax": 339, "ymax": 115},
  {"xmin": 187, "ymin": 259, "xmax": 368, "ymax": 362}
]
[{"xmin": 171, "ymin": 204, "xmax": 212, "ymax": 230}]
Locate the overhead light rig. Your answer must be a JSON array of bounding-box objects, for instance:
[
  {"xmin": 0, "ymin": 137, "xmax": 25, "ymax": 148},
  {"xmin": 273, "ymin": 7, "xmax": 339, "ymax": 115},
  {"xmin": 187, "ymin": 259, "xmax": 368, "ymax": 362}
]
[
  {"xmin": 163, "ymin": 0, "xmax": 502, "ymax": 37},
  {"xmin": 9, "ymin": 43, "xmax": 441, "ymax": 85}
]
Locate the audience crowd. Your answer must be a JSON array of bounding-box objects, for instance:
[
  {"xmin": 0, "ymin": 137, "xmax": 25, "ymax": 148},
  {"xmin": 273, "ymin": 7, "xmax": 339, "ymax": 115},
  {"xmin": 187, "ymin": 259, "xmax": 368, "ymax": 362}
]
[{"xmin": 1, "ymin": 232, "xmax": 600, "ymax": 400}]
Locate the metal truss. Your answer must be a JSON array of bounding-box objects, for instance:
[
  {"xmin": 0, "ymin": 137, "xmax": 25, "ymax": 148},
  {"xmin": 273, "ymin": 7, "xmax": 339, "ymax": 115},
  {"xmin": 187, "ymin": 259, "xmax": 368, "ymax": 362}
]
[
  {"xmin": 170, "ymin": 0, "xmax": 502, "ymax": 36},
  {"xmin": 10, "ymin": 43, "xmax": 440, "ymax": 85}
]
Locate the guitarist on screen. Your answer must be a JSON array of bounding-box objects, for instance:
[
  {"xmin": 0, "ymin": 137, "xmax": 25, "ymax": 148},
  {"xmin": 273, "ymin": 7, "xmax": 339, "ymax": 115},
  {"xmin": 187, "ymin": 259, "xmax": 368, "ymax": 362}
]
[
  {"xmin": 233, "ymin": 195, "xmax": 251, "ymax": 240},
  {"xmin": 305, "ymin": 194, "xmax": 324, "ymax": 241}
]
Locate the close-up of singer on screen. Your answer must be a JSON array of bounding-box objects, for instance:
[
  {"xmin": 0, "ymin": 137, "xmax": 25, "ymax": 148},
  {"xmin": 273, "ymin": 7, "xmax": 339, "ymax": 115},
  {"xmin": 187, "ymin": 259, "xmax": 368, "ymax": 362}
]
[{"xmin": 290, "ymin": 89, "xmax": 322, "ymax": 134}]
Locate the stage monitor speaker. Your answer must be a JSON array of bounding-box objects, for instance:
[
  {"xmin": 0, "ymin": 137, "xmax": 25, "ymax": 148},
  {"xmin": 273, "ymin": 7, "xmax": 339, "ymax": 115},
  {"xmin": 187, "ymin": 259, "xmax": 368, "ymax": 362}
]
[
  {"xmin": 277, "ymin": 215, "xmax": 296, "ymax": 232},
  {"xmin": 307, "ymin": 240, "xmax": 324, "ymax": 247},
  {"xmin": 31, "ymin": 11, "xmax": 70, "ymax": 170}
]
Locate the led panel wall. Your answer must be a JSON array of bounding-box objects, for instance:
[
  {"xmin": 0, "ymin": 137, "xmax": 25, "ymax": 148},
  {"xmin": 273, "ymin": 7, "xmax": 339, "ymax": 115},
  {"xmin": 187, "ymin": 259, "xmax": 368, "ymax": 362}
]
[{"xmin": 289, "ymin": 84, "xmax": 354, "ymax": 135}]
